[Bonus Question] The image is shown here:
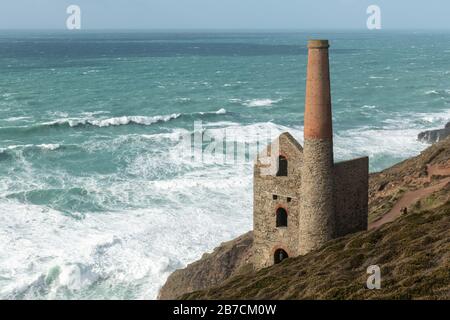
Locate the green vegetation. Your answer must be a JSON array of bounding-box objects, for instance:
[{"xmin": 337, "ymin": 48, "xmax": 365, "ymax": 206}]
[{"xmin": 183, "ymin": 201, "xmax": 450, "ymax": 300}]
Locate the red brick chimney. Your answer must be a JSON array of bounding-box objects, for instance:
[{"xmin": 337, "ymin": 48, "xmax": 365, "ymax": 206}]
[{"xmin": 304, "ymin": 39, "xmax": 333, "ymax": 141}]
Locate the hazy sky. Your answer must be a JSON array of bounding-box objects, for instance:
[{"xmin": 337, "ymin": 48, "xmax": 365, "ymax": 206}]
[{"xmin": 0, "ymin": 0, "xmax": 449, "ymax": 30}]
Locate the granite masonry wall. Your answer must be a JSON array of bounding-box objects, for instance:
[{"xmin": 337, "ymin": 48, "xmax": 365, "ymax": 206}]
[
  {"xmin": 253, "ymin": 132, "xmax": 303, "ymax": 270},
  {"xmin": 334, "ymin": 157, "xmax": 369, "ymax": 237},
  {"xmin": 253, "ymin": 135, "xmax": 369, "ymax": 270},
  {"xmin": 298, "ymin": 139, "xmax": 335, "ymax": 255}
]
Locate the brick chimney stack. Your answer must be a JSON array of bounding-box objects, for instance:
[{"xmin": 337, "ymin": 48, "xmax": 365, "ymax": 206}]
[{"xmin": 299, "ymin": 40, "xmax": 335, "ymax": 254}]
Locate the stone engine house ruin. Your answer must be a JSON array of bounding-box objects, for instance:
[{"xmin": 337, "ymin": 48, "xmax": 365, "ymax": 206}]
[{"xmin": 253, "ymin": 40, "xmax": 369, "ymax": 270}]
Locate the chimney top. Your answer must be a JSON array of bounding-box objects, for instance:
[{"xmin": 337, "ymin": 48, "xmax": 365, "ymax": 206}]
[
  {"xmin": 308, "ymin": 40, "xmax": 329, "ymax": 49},
  {"xmin": 304, "ymin": 39, "xmax": 333, "ymax": 140}
]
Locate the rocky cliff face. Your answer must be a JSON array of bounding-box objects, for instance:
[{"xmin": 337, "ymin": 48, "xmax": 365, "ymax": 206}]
[
  {"xmin": 418, "ymin": 122, "xmax": 450, "ymax": 143},
  {"xmin": 159, "ymin": 137, "xmax": 450, "ymax": 300},
  {"xmin": 368, "ymin": 135, "xmax": 450, "ymax": 223},
  {"xmin": 158, "ymin": 232, "xmax": 254, "ymax": 300}
]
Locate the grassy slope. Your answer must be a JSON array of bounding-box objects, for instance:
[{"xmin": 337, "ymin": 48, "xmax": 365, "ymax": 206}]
[
  {"xmin": 183, "ymin": 138, "xmax": 450, "ymax": 300},
  {"xmin": 184, "ymin": 198, "xmax": 450, "ymax": 300}
]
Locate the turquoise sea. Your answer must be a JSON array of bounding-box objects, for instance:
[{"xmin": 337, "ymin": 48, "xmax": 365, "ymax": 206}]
[{"xmin": 0, "ymin": 31, "xmax": 449, "ymax": 299}]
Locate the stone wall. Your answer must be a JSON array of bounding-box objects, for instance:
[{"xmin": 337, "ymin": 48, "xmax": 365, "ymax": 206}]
[
  {"xmin": 334, "ymin": 157, "xmax": 369, "ymax": 237},
  {"xmin": 253, "ymin": 132, "xmax": 303, "ymax": 269},
  {"xmin": 253, "ymin": 133, "xmax": 369, "ymax": 269},
  {"xmin": 298, "ymin": 139, "xmax": 335, "ymax": 255}
]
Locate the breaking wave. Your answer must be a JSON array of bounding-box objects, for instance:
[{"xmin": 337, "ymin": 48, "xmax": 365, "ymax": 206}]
[
  {"xmin": 245, "ymin": 99, "xmax": 282, "ymax": 107},
  {"xmin": 44, "ymin": 114, "xmax": 183, "ymax": 128},
  {"xmin": 45, "ymin": 109, "xmax": 228, "ymax": 128},
  {"xmin": 0, "ymin": 109, "xmax": 228, "ymax": 135},
  {"xmin": 0, "ymin": 143, "xmax": 61, "ymax": 155},
  {"xmin": 228, "ymin": 98, "xmax": 282, "ymax": 108}
]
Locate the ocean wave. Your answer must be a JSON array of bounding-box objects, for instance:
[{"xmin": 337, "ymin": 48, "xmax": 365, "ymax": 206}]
[
  {"xmin": 37, "ymin": 144, "xmax": 61, "ymax": 151},
  {"xmin": 228, "ymin": 98, "xmax": 242, "ymax": 104},
  {"xmin": 424, "ymin": 89, "xmax": 450, "ymax": 96},
  {"xmin": 334, "ymin": 126, "xmax": 427, "ymax": 167},
  {"xmin": 49, "ymin": 109, "xmax": 227, "ymax": 128},
  {"xmin": 0, "ymin": 143, "xmax": 61, "ymax": 154},
  {"xmin": 5, "ymin": 186, "xmax": 105, "ymax": 215},
  {"xmin": 175, "ymin": 97, "xmax": 192, "ymax": 104},
  {"xmin": 0, "ymin": 109, "xmax": 228, "ymax": 135},
  {"xmin": 361, "ymin": 105, "xmax": 377, "ymax": 110},
  {"xmin": 407, "ymin": 109, "xmax": 450, "ymax": 127},
  {"xmin": 227, "ymin": 98, "xmax": 282, "ymax": 108},
  {"xmin": 200, "ymin": 108, "xmax": 227, "ymax": 115},
  {"xmin": 44, "ymin": 114, "xmax": 182, "ymax": 128},
  {"xmin": 245, "ymin": 98, "xmax": 281, "ymax": 108},
  {"xmin": 223, "ymin": 81, "xmax": 247, "ymax": 88},
  {"xmin": 4, "ymin": 116, "xmax": 32, "ymax": 122},
  {"xmin": 0, "ymin": 184, "xmax": 251, "ymax": 299}
]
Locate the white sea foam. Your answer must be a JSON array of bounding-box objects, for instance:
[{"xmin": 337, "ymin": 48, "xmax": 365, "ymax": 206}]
[
  {"xmin": 48, "ymin": 111, "xmax": 69, "ymax": 118},
  {"xmin": 0, "ymin": 143, "xmax": 61, "ymax": 153},
  {"xmin": 202, "ymin": 121, "xmax": 240, "ymax": 128},
  {"xmin": 37, "ymin": 144, "xmax": 61, "ymax": 151},
  {"xmin": 46, "ymin": 114, "xmax": 182, "ymax": 128},
  {"xmin": 203, "ymin": 122, "xmax": 293, "ymax": 145},
  {"xmin": 245, "ymin": 99, "xmax": 281, "ymax": 108},
  {"xmin": 4, "ymin": 116, "xmax": 31, "ymax": 122},
  {"xmin": 42, "ymin": 109, "xmax": 227, "ymax": 129},
  {"xmin": 175, "ymin": 97, "xmax": 191, "ymax": 103},
  {"xmin": 228, "ymin": 98, "xmax": 242, "ymax": 104},
  {"xmin": 198, "ymin": 108, "xmax": 227, "ymax": 116},
  {"xmin": 215, "ymin": 108, "xmax": 227, "ymax": 115},
  {"xmin": 361, "ymin": 105, "xmax": 377, "ymax": 110},
  {"xmin": 424, "ymin": 89, "xmax": 450, "ymax": 96},
  {"xmin": 409, "ymin": 109, "xmax": 450, "ymax": 127},
  {"xmin": 80, "ymin": 111, "xmax": 111, "ymax": 117},
  {"xmin": 334, "ymin": 127, "xmax": 428, "ymax": 169},
  {"xmin": 0, "ymin": 157, "xmax": 253, "ymax": 299}
]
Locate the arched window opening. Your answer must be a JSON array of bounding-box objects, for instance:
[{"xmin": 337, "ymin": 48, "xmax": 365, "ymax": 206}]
[
  {"xmin": 274, "ymin": 249, "xmax": 289, "ymax": 264},
  {"xmin": 276, "ymin": 208, "xmax": 288, "ymax": 228},
  {"xmin": 276, "ymin": 155, "xmax": 288, "ymax": 176}
]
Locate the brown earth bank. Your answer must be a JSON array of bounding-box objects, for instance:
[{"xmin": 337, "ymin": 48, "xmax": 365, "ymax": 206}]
[{"xmin": 158, "ymin": 137, "xmax": 450, "ymax": 300}]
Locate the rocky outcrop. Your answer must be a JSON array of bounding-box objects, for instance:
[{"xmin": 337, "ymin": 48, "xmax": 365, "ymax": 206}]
[
  {"xmin": 418, "ymin": 122, "xmax": 450, "ymax": 143},
  {"xmin": 368, "ymin": 136, "xmax": 450, "ymax": 223},
  {"xmin": 158, "ymin": 232, "xmax": 254, "ymax": 300}
]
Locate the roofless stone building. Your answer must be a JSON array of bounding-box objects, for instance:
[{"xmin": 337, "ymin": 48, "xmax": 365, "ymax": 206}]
[{"xmin": 253, "ymin": 40, "xmax": 369, "ymax": 270}]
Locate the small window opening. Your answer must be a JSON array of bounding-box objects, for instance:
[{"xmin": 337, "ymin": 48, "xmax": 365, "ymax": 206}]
[
  {"xmin": 276, "ymin": 208, "xmax": 288, "ymax": 227},
  {"xmin": 276, "ymin": 155, "xmax": 288, "ymax": 177}
]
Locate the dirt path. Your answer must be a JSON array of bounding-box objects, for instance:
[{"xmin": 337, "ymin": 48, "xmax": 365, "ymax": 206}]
[
  {"xmin": 369, "ymin": 164, "xmax": 450, "ymax": 230},
  {"xmin": 427, "ymin": 163, "xmax": 450, "ymax": 179}
]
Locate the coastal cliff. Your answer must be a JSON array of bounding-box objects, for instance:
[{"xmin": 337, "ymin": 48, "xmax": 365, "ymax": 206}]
[
  {"xmin": 158, "ymin": 232, "xmax": 254, "ymax": 300},
  {"xmin": 418, "ymin": 121, "xmax": 450, "ymax": 143},
  {"xmin": 159, "ymin": 137, "xmax": 450, "ymax": 300}
]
